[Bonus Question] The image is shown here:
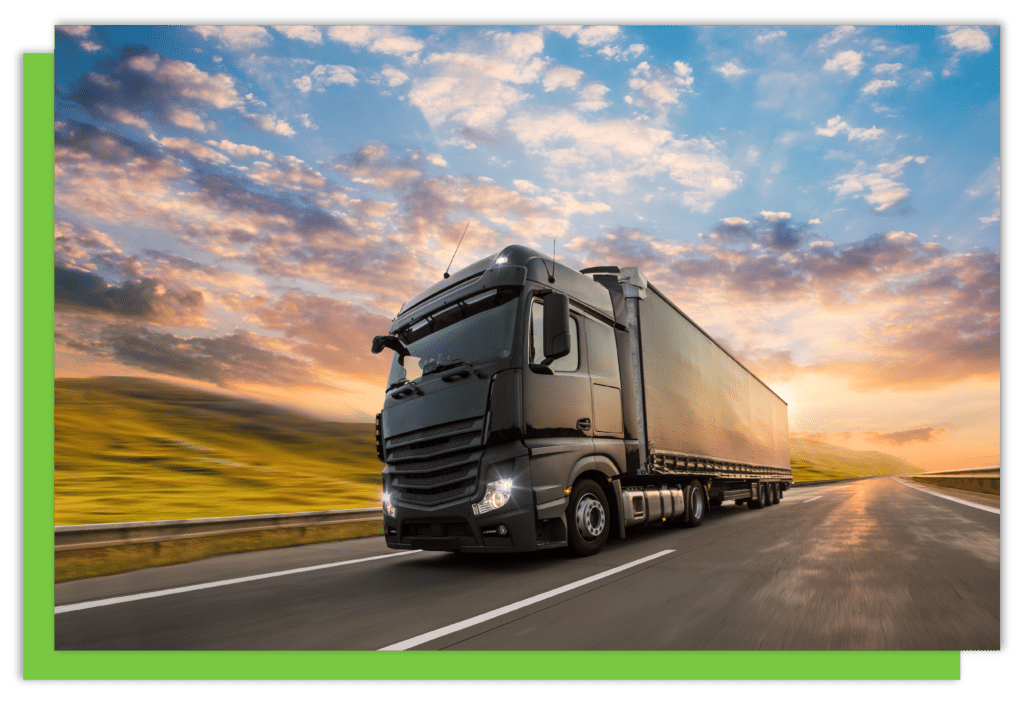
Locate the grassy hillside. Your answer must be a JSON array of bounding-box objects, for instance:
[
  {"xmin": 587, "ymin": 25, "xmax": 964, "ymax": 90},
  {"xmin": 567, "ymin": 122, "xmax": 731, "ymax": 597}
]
[
  {"xmin": 55, "ymin": 377, "xmax": 382, "ymax": 525},
  {"xmin": 789, "ymin": 437, "xmax": 922, "ymax": 482}
]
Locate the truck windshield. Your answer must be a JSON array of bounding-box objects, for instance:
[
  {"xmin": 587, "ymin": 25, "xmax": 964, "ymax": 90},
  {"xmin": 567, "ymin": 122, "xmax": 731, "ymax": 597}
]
[{"xmin": 386, "ymin": 288, "xmax": 519, "ymax": 389}]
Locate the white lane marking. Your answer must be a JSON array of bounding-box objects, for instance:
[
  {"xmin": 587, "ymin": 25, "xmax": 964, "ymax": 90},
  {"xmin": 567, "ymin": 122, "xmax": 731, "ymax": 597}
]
[
  {"xmin": 803, "ymin": 496, "xmax": 822, "ymax": 503},
  {"xmin": 56, "ymin": 550, "xmax": 422, "ymax": 614},
  {"xmin": 894, "ymin": 477, "xmax": 999, "ymax": 514},
  {"xmin": 379, "ymin": 549, "xmax": 676, "ymax": 651}
]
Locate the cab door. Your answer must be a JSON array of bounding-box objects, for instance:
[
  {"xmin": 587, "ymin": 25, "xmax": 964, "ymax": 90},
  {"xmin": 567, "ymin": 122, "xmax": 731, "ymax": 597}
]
[{"xmin": 522, "ymin": 299, "xmax": 595, "ymax": 510}]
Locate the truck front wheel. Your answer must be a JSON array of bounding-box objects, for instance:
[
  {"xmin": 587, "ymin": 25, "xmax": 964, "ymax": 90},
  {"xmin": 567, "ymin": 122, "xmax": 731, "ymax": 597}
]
[
  {"xmin": 566, "ymin": 479, "xmax": 610, "ymax": 556},
  {"xmin": 684, "ymin": 480, "xmax": 706, "ymax": 528}
]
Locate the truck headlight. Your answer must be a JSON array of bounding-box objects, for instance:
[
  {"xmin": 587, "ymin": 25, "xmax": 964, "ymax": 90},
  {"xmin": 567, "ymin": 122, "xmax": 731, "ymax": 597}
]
[
  {"xmin": 473, "ymin": 479, "xmax": 513, "ymax": 516},
  {"xmin": 383, "ymin": 492, "xmax": 396, "ymax": 518}
]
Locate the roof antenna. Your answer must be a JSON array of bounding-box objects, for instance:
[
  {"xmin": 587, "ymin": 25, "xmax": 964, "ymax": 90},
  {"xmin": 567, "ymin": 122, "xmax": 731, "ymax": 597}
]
[
  {"xmin": 548, "ymin": 238, "xmax": 556, "ymax": 283},
  {"xmin": 443, "ymin": 221, "xmax": 470, "ymax": 279}
]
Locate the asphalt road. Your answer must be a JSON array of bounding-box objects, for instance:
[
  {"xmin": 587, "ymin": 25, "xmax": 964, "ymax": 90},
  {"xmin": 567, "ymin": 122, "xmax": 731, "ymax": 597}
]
[{"xmin": 55, "ymin": 477, "xmax": 999, "ymax": 650}]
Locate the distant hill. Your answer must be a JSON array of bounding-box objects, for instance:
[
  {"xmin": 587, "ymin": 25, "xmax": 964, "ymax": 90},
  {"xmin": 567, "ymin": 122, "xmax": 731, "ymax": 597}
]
[
  {"xmin": 55, "ymin": 377, "xmax": 380, "ymax": 525},
  {"xmin": 789, "ymin": 437, "xmax": 923, "ymax": 482}
]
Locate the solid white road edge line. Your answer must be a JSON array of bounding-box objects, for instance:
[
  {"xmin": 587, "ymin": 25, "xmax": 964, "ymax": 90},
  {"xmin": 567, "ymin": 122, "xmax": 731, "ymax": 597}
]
[
  {"xmin": 378, "ymin": 549, "xmax": 676, "ymax": 651},
  {"xmin": 803, "ymin": 496, "xmax": 822, "ymax": 503},
  {"xmin": 55, "ymin": 550, "xmax": 422, "ymax": 614},
  {"xmin": 893, "ymin": 477, "xmax": 999, "ymax": 514}
]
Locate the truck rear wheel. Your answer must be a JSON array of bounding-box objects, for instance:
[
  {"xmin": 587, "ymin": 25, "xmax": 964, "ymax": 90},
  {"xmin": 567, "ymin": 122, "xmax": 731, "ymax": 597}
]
[
  {"xmin": 684, "ymin": 480, "xmax": 706, "ymax": 528},
  {"xmin": 566, "ymin": 479, "xmax": 610, "ymax": 556},
  {"xmin": 772, "ymin": 484, "xmax": 781, "ymax": 505},
  {"xmin": 749, "ymin": 483, "xmax": 767, "ymax": 509},
  {"xmin": 767, "ymin": 483, "xmax": 777, "ymax": 506}
]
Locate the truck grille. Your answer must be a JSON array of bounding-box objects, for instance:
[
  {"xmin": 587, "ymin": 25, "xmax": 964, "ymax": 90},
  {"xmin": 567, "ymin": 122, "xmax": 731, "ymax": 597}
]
[{"xmin": 385, "ymin": 416, "xmax": 485, "ymax": 507}]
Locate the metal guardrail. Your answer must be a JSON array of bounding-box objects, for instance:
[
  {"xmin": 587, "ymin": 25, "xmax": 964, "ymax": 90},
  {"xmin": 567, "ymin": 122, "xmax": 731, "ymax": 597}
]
[{"xmin": 55, "ymin": 507, "xmax": 382, "ymax": 552}]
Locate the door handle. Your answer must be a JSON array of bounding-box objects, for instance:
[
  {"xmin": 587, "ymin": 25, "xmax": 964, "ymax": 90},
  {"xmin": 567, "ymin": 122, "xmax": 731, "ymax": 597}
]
[{"xmin": 576, "ymin": 418, "xmax": 591, "ymax": 432}]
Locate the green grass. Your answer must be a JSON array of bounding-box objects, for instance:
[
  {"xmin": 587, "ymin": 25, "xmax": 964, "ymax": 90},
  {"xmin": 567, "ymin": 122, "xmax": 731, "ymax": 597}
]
[
  {"xmin": 55, "ymin": 377, "xmax": 383, "ymax": 525},
  {"xmin": 789, "ymin": 437, "xmax": 922, "ymax": 482}
]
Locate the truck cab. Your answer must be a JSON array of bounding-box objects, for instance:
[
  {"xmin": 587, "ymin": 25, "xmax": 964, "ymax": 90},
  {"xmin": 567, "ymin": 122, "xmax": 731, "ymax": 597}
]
[{"xmin": 375, "ymin": 245, "xmax": 626, "ymax": 554}]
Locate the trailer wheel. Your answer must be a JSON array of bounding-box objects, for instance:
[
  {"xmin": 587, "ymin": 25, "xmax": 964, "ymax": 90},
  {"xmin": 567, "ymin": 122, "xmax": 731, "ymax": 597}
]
[
  {"xmin": 684, "ymin": 481, "xmax": 706, "ymax": 528},
  {"xmin": 772, "ymin": 484, "xmax": 781, "ymax": 505},
  {"xmin": 749, "ymin": 483, "xmax": 767, "ymax": 509},
  {"xmin": 566, "ymin": 479, "xmax": 610, "ymax": 556},
  {"xmin": 766, "ymin": 483, "xmax": 777, "ymax": 506}
]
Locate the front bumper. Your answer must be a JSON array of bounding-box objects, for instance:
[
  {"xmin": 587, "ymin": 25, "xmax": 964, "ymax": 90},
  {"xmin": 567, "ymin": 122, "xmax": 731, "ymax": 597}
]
[{"xmin": 384, "ymin": 501, "xmax": 538, "ymax": 553}]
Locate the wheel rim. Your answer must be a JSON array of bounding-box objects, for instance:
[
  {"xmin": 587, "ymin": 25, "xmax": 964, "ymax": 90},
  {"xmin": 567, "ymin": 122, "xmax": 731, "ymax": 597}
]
[
  {"xmin": 575, "ymin": 493, "xmax": 606, "ymax": 539},
  {"xmin": 691, "ymin": 487, "xmax": 704, "ymax": 520}
]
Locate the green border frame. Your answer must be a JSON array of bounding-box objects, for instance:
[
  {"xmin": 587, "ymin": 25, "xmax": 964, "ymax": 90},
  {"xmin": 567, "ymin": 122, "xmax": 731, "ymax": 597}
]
[{"xmin": 24, "ymin": 52, "xmax": 958, "ymax": 680}]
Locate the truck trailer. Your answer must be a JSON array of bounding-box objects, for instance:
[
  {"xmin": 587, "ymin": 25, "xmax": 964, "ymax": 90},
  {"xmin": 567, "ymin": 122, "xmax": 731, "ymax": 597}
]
[{"xmin": 371, "ymin": 244, "xmax": 791, "ymax": 556}]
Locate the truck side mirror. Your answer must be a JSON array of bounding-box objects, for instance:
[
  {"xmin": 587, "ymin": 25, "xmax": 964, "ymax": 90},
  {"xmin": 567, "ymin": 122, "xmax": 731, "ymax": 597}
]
[{"xmin": 543, "ymin": 292, "xmax": 571, "ymax": 362}]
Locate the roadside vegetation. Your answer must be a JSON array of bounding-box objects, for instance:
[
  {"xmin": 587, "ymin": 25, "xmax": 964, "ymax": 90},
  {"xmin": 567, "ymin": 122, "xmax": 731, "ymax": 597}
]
[
  {"xmin": 789, "ymin": 437, "xmax": 921, "ymax": 482},
  {"xmin": 55, "ymin": 377, "xmax": 383, "ymax": 526}
]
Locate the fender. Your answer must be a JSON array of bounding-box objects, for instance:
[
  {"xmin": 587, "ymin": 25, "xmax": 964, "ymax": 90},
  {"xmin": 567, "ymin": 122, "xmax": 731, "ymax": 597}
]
[{"xmin": 565, "ymin": 453, "xmax": 622, "ymax": 488}]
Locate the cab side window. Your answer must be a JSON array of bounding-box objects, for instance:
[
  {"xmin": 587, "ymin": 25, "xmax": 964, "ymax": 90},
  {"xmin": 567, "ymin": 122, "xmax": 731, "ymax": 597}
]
[{"xmin": 530, "ymin": 300, "xmax": 579, "ymax": 372}]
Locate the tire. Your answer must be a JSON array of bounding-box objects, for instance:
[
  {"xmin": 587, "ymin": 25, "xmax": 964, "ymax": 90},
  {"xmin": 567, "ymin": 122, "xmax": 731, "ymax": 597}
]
[
  {"xmin": 566, "ymin": 479, "xmax": 610, "ymax": 556},
  {"xmin": 772, "ymin": 484, "xmax": 781, "ymax": 505},
  {"xmin": 749, "ymin": 483, "xmax": 767, "ymax": 509},
  {"xmin": 684, "ymin": 480, "xmax": 706, "ymax": 528},
  {"xmin": 767, "ymin": 483, "xmax": 777, "ymax": 506}
]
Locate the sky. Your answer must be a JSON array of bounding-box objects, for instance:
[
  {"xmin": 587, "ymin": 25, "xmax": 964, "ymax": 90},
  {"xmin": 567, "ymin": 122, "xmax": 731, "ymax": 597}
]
[{"xmin": 52, "ymin": 24, "xmax": 1000, "ymax": 471}]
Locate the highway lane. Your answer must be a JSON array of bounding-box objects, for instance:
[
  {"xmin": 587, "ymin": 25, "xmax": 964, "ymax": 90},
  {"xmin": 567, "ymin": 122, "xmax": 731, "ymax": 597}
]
[{"xmin": 55, "ymin": 477, "xmax": 999, "ymax": 650}]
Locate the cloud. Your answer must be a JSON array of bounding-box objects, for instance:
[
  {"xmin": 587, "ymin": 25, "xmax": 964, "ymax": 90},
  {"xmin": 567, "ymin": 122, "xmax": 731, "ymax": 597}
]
[
  {"xmin": 824, "ymin": 50, "xmax": 865, "ymax": 76},
  {"xmin": 861, "ymin": 79, "xmax": 898, "ymax": 96},
  {"xmin": 375, "ymin": 66, "xmax": 410, "ymax": 88},
  {"xmin": 506, "ymin": 110, "xmax": 743, "ymax": 211},
  {"xmin": 597, "ymin": 44, "xmax": 646, "ymax": 61},
  {"xmin": 294, "ymin": 64, "xmax": 359, "ymax": 92},
  {"xmin": 249, "ymin": 292, "xmax": 394, "ymax": 382},
  {"xmin": 815, "ymin": 115, "xmax": 885, "ymax": 141},
  {"xmin": 193, "ymin": 25, "xmax": 272, "ymax": 52},
  {"xmin": 817, "ymin": 26, "xmax": 859, "ymax": 50},
  {"xmin": 551, "ymin": 25, "xmax": 620, "ymax": 47},
  {"xmin": 714, "ymin": 61, "xmax": 748, "ymax": 78},
  {"xmin": 326, "ymin": 25, "xmax": 424, "ymax": 59},
  {"xmin": 204, "ymin": 139, "xmax": 272, "ymax": 161},
  {"xmin": 543, "ymin": 65, "xmax": 584, "ymax": 92},
  {"xmin": 71, "ymin": 47, "xmax": 251, "ymax": 135},
  {"xmin": 941, "ymin": 26, "xmax": 994, "ymax": 77},
  {"xmin": 862, "ymin": 426, "xmax": 949, "ymax": 445},
  {"xmin": 57, "ymin": 25, "xmax": 102, "ymax": 52},
  {"xmin": 273, "ymin": 25, "xmax": 323, "ymax": 44},
  {"xmin": 755, "ymin": 30, "xmax": 787, "ymax": 44},
  {"xmin": 98, "ymin": 325, "xmax": 322, "ymax": 387},
  {"xmin": 575, "ymin": 82, "xmax": 611, "ymax": 111},
  {"xmin": 943, "ymin": 26, "xmax": 993, "ymax": 54},
  {"xmin": 408, "ymin": 31, "xmax": 546, "ymax": 134},
  {"xmin": 830, "ymin": 155, "xmax": 927, "ymax": 211},
  {"xmin": 156, "ymin": 136, "xmax": 231, "ymax": 164},
  {"xmin": 56, "ymin": 265, "xmax": 204, "ymax": 324},
  {"xmin": 872, "ymin": 63, "xmax": 904, "ymax": 75}
]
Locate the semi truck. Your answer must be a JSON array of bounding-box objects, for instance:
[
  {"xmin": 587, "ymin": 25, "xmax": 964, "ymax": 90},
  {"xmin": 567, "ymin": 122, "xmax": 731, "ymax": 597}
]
[{"xmin": 371, "ymin": 244, "xmax": 791, "ymax": 556}]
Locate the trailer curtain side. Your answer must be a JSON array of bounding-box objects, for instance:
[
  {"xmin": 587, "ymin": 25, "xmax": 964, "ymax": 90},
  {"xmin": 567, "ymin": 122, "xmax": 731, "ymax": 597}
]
[{"xmin": 637, "ymin": 287, "xmax": 790, "ymax": 470}]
